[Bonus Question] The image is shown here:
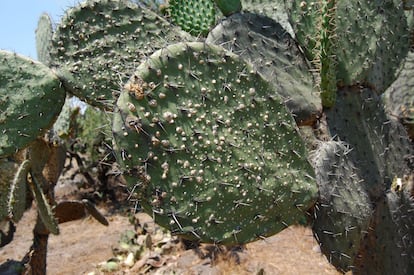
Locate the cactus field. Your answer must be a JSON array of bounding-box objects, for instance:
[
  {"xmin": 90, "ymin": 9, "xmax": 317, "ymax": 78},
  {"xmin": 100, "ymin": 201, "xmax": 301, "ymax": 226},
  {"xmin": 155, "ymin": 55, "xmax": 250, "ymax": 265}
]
[{"xmin": 0, "ymin": 0, "xmax": 413, "ymax": 274}]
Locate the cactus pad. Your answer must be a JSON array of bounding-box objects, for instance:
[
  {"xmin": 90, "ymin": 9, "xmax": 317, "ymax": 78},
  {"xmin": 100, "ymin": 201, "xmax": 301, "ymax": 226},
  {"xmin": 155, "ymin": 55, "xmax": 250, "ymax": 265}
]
[
  {"xmin": 8, "ymin": 159, "xmax": 31, "ymax": 223},
  {"xmin": 50, "ymin": 0, "xmax": 192, "ymax": 110},
  {"xmin": 168, "ymin": 0, "xmax": 217, "ymax": 36},
  {"xmin": 326, "ymin": 87, "xmax": 413, "ymax": 198},
  {"xmin": 206, "ymin": 12, "xmax": 321, "ymax": 125},
  {"xmin": 0, "ymin": 158, "xmax": 20, "ymax": 222},
  {"xmin": 36, "ymin": 13, "xmax": 53, "ymax": 65},
  {"xmin": 241, "ymin": 0, "xmax": 295, "ymax": 37},
  {"xmin": 113, "ymin": 42, "xmax": 317, "ymax": 245},
  {"xmin": 311, "ymin": 140, "xmax": 372, "ymax": 272},
  {"xmin": 355, "ymin": 190, "xmax": 414, "ymax": 274},
  {"xmin": 383, "ymin": 51, "xmax": 414, "ymax": 140},
  {"xmin": 289, "ymin": 0, "xmax": 409, "ymax": 92},
  {"xmin": 0, "ymin": 50, "xmax": 66, "ymax": 157},
  {"xmin": 214, "ymin": 0, "xmax": 242, "ymax": 16}
]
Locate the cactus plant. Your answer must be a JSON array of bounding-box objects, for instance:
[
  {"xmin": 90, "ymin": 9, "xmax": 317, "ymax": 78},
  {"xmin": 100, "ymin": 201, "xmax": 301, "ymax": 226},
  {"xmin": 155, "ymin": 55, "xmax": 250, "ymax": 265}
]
[
  {"xmin": 325, "ymin": 87, "xmax": 413, "ymax": 198},
  {"xmin": 50, "ymin": 0, "xmax": 192, "ymax": 110},
  {"xmin": 354, "ymin": 188, "xmax": 414, "ymax": 274},
  {"xmin": 0, "ymin": 0, "xmax": 413, "ymax": 273},
  {"xmin": 383, "ymin": 50, "xmax": 414, "ymax": 140},
  {"xmin": 310, "ymin": 140, "xmax": 372, "ymax": 272},
  {"xmin": 0, "ymin": 50, "xmax": 66, "ymax": 157},
  {"xmin": 288, "ymin": 0, "xmax": 410, "ymax": 106},
  {"xmin": 214, "ymin": 0, "xmax": 242, "ymax": 16},
  {"xmin": 168, "ymin": 0, "xmax": 217, "ymax": 36},
  {"xmin": 113, "ymin": 41, "xmax": 318, "ymax": 245},
  {"xmin": 206, "ymin": 11, "xmax": 321, "ymax": 125},
  {"xmin": 0, "ymin": 158, "xmax": 22, "ymax": 225},
  {"xmin": 35, "ymin": 13, "xmax": 53, "ymax": 65}
]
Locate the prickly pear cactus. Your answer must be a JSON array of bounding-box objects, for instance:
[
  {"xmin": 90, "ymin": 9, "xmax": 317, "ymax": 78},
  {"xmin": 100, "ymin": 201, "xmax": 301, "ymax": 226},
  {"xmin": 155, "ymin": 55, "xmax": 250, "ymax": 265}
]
[
  {"xmin": 0, "ymin": 50, "xmax": 66, "ymax": 157},
  {"xmin": 289, "ymin": 0, "xmax": 409, "ymax": 97},
  {"xmin": 35, "ymin": 13, "xmax": 53, "ymax": 65},
  {"xmin": 355, "ymin": 188, "xmax": 414, "ymax": 274},
  {"xmin": 383, "ymin": 51, "xmax": 414, "ymax": 140},
  {"xmin": 50, "ymin": 0, "xmax": 192, "ymax": 110},
  {"xmin": 241, "ymin": 0, "xmax": 295, "ymax": 37},
  {"xmin": 214, "ymin": 0, "xmax": 242, "ymax": 16},
  {"xmin": 325, "ymin": 87, "xmax": 413, "ymax": 198},
  {"xmin": 7, "ymin": 158, "xmax": 30, "ymax": 223},
  {"xmin": 168, "ymin": 0, "xmax": 217, "ymax": 36},
  {"xmin": 206, "ymin": 12, "xmax": 321, "ymax": 125},
  {"xmin": 0, "ymin": 158, "xmax": 20, "ymax": 223},
  {"xmin": 113, "ymin": 42, "xmax": 318, "ymax": 245},
  {"xmin": 311, "ymin": 140, "xmax": 372, "ymax": 272}
]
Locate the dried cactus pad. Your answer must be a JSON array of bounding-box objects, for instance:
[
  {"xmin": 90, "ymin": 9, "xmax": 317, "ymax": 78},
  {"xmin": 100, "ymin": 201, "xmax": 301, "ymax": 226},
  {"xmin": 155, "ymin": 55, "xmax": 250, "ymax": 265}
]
[
  {"xmin": 113, "ymin": 42, "xmax": 317, "ymax": 245},
  {"xmin": 0, "ymin": 50, "xmax": 65, "ymax": 157}
]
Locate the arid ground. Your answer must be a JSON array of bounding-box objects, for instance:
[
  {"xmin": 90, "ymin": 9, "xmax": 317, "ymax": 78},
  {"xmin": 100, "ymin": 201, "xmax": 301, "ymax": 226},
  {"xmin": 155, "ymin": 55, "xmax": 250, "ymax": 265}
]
[{"xmin": 0, "ymin": 165, "xmax": 341, "ymax": 275}]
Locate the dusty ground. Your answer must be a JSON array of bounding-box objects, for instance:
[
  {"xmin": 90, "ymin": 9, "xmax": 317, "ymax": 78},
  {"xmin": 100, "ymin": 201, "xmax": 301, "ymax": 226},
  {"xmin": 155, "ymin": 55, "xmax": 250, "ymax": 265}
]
[
  {"xmin": 0, "ymin": 205, "xmax": 340, "ymax": 275},
  {"xmin": 1, "ymin": 157, "xmax": 340, "ymax": 275}
]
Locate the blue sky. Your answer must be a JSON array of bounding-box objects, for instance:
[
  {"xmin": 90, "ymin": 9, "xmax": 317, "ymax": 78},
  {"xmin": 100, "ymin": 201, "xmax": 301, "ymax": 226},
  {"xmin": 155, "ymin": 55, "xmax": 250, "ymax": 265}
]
[{"xmin": 0, "ymin": 0, "xmax": 78, "ymax": 60}]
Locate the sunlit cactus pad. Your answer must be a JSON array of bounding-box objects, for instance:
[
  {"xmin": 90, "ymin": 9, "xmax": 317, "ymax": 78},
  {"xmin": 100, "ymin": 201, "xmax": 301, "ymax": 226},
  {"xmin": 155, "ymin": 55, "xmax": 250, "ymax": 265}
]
[
  {"xmin": 50, "ymin": 0, "xmax": 191, "ymax": 110},
  {"xmin": 113, "ymin": 42, "xmax": 317, "ymax": 245},
  {"xmin": 168, "ymin": 0, "xmax": 217, "ymax": 36},
  {"xmin": 0, "ymin": 50, "xmax": 65, "ymax": 157}
]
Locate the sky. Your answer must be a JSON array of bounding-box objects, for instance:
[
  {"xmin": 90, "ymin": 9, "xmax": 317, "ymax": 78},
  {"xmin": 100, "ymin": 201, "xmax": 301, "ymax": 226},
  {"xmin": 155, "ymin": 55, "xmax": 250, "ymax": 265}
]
[{"xmin": 0, "ymin": 0, "xmax": 78, "ymax": 60}]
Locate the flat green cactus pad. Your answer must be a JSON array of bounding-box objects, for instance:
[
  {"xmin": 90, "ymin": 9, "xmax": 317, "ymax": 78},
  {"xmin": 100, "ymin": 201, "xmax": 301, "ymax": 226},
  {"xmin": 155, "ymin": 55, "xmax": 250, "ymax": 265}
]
[
  {"xmin": 206, "ymin": 12, "xmax": 321, "ymax": 125},
  {"xmin": 0, "ymin": 50, "xmax": 66, "ymax": 157},
  {"xmin": 311, "ymin": 140, "xmax": 372, "ymax": 272},
  {"xmin": 289, "ymin": 0, "xmax": 409, "ymax": 92},
  {"xmin": 113, "ymin": 42, "xmax": 317, "ymax": 245},
  {"xmin": 168, "ymin": 0, "xmax": 217, "ymax": 36},
  {"xmin": 36, "ymin": 13, "xmax": 53, "ymax": 65},
  {"xmin": 326, "ymin": 87, "xmax": 413, "ymax": 198},
  {"xmin": 50, "ymin": 0, "xmax": 192, "ymax": 110}
]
